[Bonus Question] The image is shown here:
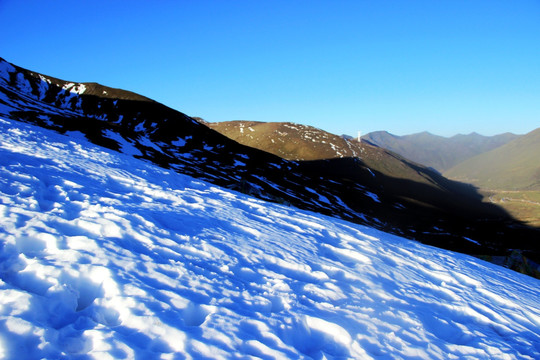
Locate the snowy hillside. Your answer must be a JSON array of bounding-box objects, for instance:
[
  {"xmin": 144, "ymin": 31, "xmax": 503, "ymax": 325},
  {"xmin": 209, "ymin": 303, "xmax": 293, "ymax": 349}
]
[
  {"xmin": 4, "ymin": 56, "xmax": 540, "ymax": 273},
  {"xmin": 1, "ymin": 116, "xmax": 539, "ymax": 359}
]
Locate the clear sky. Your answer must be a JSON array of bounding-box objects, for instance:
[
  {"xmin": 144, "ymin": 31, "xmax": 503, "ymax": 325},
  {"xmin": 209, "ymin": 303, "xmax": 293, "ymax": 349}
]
[{"xmin": 0, "ymin": 1, "xmax": 539, "ymax": 137}]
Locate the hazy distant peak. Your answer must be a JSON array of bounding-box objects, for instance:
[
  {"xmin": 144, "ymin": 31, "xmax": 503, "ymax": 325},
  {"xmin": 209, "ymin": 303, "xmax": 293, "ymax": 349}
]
[
  {"xmin": 359, "ymin": 130, "xmax": 399, "ymax": 142},
  {"xmin": 450, "ymin": 132, "xmax": 485, "ymax": 139},
  {"xmin": 362, "ymin": 129, "xmax": 521, "ymax": 172}
]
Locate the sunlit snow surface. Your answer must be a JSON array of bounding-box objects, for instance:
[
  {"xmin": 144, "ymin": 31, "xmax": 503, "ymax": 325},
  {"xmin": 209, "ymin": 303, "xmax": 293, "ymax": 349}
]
[{"xmin": 0, "ymin": 117, "xmax": 539, "ymax": 360}]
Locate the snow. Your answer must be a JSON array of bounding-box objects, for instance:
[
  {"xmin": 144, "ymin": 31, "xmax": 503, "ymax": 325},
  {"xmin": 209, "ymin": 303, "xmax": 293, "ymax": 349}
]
[
  {"xmin": 134, "ymin": 121, "xmax": 146, "ymax": 132},
  {"xmin": 0, "ymin": 116, "xmax": 539, "ymax": 359},
  {"xmin": 172, "ymin": 137, "xmax": 187, "ymax": 147},
  {"xmin": 305, "ymin": 186, "xmax": 332, "ymax": 205},
  {"xmin": 138, "ymin": 135, "xmax": 165, "ymax": 154},
  {"xmin": 62, "ymin": 82, "xmax": 87, "ymax": 95},
  {"xmin": 365, "ymin": 191, "xmax": 381, "ymax": 203},
  {"xmin": 103, "ymin": 130, "xmax": 143, "ymax": 156},
  {"xmin": 464, "ymin": 237, "xmax": 482, "ymax": 246}
]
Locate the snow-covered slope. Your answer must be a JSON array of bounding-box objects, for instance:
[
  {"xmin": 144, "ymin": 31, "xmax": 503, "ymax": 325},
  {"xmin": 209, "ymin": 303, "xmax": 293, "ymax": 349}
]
[{"xmin": 1, "ymin": 117, "xmax": 539, "ymax": 359}]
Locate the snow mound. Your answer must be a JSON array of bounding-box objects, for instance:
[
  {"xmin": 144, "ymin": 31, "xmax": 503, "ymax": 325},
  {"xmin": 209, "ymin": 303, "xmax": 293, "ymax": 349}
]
[{"xmin": 0, "ymin": 117, "xmax": 539, "ymax": 359}]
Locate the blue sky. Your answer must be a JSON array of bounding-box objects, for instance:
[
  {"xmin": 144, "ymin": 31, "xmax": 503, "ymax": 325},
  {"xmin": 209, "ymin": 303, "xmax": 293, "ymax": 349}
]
[{"xmin": 1, "ymin": 1, "xmax": 538, "ymax": 137}]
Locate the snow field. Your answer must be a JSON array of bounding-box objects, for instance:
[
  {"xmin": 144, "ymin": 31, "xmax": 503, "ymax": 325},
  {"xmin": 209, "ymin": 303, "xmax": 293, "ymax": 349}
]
[{"xmin": 0, "ymin": 117, "xmax": 539, "ymax": 359}]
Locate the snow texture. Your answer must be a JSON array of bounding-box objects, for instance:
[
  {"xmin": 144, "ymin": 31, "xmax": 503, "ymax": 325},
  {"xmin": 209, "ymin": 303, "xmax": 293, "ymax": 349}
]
[
  {"xmin": 364, "ymin": 191, "xmax": 381, "ymax": 203},
  {"xmin": 0, "ymin": 117, "xmax": 539, "ymax": 359}
]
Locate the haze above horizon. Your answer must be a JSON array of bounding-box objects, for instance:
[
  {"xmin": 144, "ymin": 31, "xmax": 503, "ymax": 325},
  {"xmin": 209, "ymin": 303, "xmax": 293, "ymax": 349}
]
[{"xmin": 0, "ymin": 0, "xmax": 538, "ymax": 137}]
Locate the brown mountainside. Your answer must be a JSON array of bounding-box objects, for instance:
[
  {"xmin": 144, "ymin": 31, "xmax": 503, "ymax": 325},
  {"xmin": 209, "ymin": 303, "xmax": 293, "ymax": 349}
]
[{"xmin": 209, "ymin": 121, "xmax": 451, "ymax": 190}]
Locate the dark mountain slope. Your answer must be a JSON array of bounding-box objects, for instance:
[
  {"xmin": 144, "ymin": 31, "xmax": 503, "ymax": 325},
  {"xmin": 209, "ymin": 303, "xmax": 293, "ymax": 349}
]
[
  {"xmin": 362, "ymin": 130, "xmax": 520, "ymax": 172},
  {"xmin": 1, "ymin": 57, "xmax": 539, "ymax": 271}
]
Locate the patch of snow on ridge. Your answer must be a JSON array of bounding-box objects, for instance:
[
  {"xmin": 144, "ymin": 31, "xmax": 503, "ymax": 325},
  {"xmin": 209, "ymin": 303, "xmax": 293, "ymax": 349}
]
[
  {"xmin": 365, "ymin": 190, "xmax": 381, "ymax": 203},
  {"xmin": 138, "ymin": 135, "xmax": 165, "ymax": 154},
  {"xmin": 62, "ymin": 82, "xmax": 87, "ymax": 95},
  {"xmin": 305, "ymin": 186, "xmax": 332, "ymax": 205},
  {"xmin": 134, "ymin": 121, "xmax": 146, "ymax": 132},
  {"xmin": 464, "ymin": 236, "xmax": 482, "ymax": 246},
  {"xmin": 172, "ymin": 137, "xmax": 186, "ymax": 147},
  {"xmin": 0, "ymin": 116, "xmax": 539, "ymax": 359}
]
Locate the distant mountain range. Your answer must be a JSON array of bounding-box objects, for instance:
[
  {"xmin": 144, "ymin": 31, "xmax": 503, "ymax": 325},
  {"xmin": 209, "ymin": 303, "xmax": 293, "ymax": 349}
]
[
  {"xmin": 1, "ymin": 57, "xmax": 539, "ymax": 274},
  {"xmin": 444, "ymin": 128, "xmax": 540, "ymax": 191},
  {"xmin": 361, "ymin": 131, "xmax": 520, "ymax": 172},
  {"xmin": 359, "ymin": 128, "xmax": 539, "ymax": 192}
]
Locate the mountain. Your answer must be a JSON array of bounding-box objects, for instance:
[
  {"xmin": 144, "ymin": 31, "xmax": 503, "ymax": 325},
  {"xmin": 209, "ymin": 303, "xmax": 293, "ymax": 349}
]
[
  {"xmin": 208, "ymin": 119, "xmax": 540, "ymax": 267},
  {"xmin": 208, "ymin": 120, "xmax": 364, "ymax": 161},
  {"xmin": 362, "ymin": 130, "xmax": 520, "ymax": 172},
  {"xmin": 445, "ymin": 128, "xmax": 540, "ymax": 191},
  {"xmin": 1, "ymin": 116, "xmax": 539, "ymax": 359},
  {"xmin": 207, "ymin": 121, "xmax": 451, "ymax": 187},
  {"xmin": 1, "ymin": 57, "xmax": 539, "ymax": 269},
  {"xmin": 207, "ymin": 121, "xmax": 497, "ymax": 214}
]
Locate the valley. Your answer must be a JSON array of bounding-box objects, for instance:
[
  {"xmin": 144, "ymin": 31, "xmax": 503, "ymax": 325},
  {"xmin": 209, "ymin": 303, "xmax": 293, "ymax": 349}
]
[
  {"xmin": 354, "ymin": 128, "xmax": 540, "ymax": 228},
  {"xmin": 483, "ymin": 190, "xmax": 540, "ymax": 227}
]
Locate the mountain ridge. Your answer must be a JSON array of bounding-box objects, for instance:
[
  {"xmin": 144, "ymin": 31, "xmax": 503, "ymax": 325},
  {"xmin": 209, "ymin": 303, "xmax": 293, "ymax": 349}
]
[{"xmin": 209, "ymin": 120, "xmax": 474, "ymax": 192}]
